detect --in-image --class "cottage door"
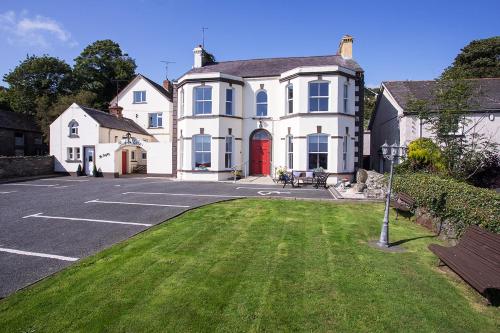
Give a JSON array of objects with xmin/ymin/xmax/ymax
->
[
  {"xmin": 250, "ymin": 130, "xmax": 271, "ymax": 176},
  {"xmin": 83, "ymin": 147, "xmax": 95, "ymax": 176}
]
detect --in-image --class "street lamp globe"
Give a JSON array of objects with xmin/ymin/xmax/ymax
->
[
  {"xmin": 391, "ymin": 142, "xmax": 399, "ymax": 158},
  {"xmin": 381, "ymin": 141, "xmax": 390, "ymax": 157}
]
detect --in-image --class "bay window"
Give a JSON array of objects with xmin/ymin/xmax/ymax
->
[
  {"xmin": 309, "ymin": 81, "xmax": 329, "ymax": 112},
  {"xmin": 194, "ymin": 86, "xmax": 212, "ymax": 115},
  {"xmin": 308, "ymin": 134, "xmax": 328, "ymax": 170},
  {"xmin": 193, "ymin": 135, "xmax": 211, "ymax": 169}
]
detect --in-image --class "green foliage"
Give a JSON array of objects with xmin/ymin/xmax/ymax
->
[
  {"xmin": 406, "ymin": 138, "xmax": 444, "ymax": 172},
  {"xmin": 202, "ymin": 49, "xmax": 216, "ymax": 64},
  {"xmin": 92, "ymin": 163, "xmax": 98, "ymax": 177},
  {"xmin": 0, "ymin": 86, "xmax": 12, "ymax": 111},
  {"xmin": 76, "ymin": 164, "xmax": 83, "ymax": 176},
  {"xmin": 73, "ymin": 40, "xmax": 136, "ymax": 110},
  {"xmin": 443, "ymin": 36, "xmax": 500, "ymax": 78},
  {"xmin": 363, "ymin": 87, "xmax": 379, "ymax": 129},
  {"xmin": 3, "ymin": 55, "xmax": 72, "ymax": 115},
  {"xmin": 393, "ymin": 172, "xmax": 500, "ymax": 235}
]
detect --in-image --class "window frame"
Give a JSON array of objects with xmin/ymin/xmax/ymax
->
[
  {"xmin": 308, "ymin": 81, "xmax": 330, "ymax": 112},
  {"xmin": 286, "ymin": 84, "xmax": 293, "ymax": 114},
  {"xmin": 343, "ymin": 127, "xmax": 349, "ymax": 170},
  {"xmin": 75, "ymin": 147, "xmax": 81, "ymax": 160},
  {"xmin": 224, "ymin": 136, "xmax": 233, "ymax": 169},
  {"xmin": 256, "ymin": 90, "xmax": 268, "ymax": 117},
  {"xmin": 193, "ymin": 86, "xmax": 213, "ymax": 115},
  {"xmin": 343, "ymin": 82, "xmax": 349, "ymax": 113},
  {"xmin": 307, "ymin": 134, "xmax": 329, "ymax": 170},
  {"xmin": 148, "ymin": 112, "xmax": 163, "ymax": 128},
  {"xmin": 179, "ymin": 88, "xmax": 184, "ymax": 118},
  {"xmin": 142, "ymin": 152, "xmax": 147, "ymax": 160},
  {"xmin": 67, "ymin": 147, "xmax": 74, "ymax": 160},
  {"xmin": 133, "ymin": 90, "xmax": 147, "ymax": 103},
  {"xmin": 192, "ymin": 134, "xmax": 211, "ymax": 169},
  {"xmin": 286, "ymin": 135, "xmax": 293, "ymax": 169},
  {"xmin": 68, "ymin": 120, "xmax": 79, "ymax": 137},
  {"xmin": 225, "ymin": 88, "xmax": 234, "ymax": 116}
]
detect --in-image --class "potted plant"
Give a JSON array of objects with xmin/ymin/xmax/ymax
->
[
  {"xmin": 275, "ymin": 166, "xmax": 286, "ymax": 181},
  {"xmin": 76, "ymin": 164, "xmax": 83, "ymax": 176}
]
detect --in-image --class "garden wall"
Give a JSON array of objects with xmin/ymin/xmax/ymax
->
[
  {"xmin": 393, "ymin": 172, "xmax": 500, "ymax": 238},
  {"xmin": 0, "ymin": 155, "xmax": 54, "ymax": 179}
]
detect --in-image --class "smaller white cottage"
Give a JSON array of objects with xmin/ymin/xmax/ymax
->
[{"xmin": 50, "ymin": 74, "xmax": 175, "ymax": 177}]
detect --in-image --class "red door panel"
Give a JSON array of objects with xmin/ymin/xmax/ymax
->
[
  {"xmin": 122, "ymin": 151, "xmax": 127, "ymax": 174},
  {"xmin": 251, "ymin": 139, "xmax": 270, "ymax": 175}
]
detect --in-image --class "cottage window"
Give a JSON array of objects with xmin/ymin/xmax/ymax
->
[
  {"xmin": 308, "ymin": 134, "xmax": 328, "ymax": 169},
  {"xmin": 133, "ymin": 91, "xmax": 146, "ymax": 103},
  {"xmin": 309, "ymin": 81, "xmax": 329, "ymax": 112},
  {"xmin": 14, "ymin": 132, "xmax": 24, "ymax": 146},
  {"xmin": 256, "ymin": 90, "xmax": 268, "ymax": 117},
  {"xmin": 343, "ymin": 127, "xmax": 349, "ymax": 170},
  {"xmin": 193, "ymin": 135, "xmax": 211, "ymax": 169},
  {"xmin": 226, "ymin": 88, "xmax": 233, "ymax": 115},
  {"xmin": 148, "ymin": 112, "xmax": 163, "ymax": 128},
  {"xmin": 67, "ymin": 147, "xmax": 74, "ymax": 160},
  {"xmin": 179, "ymin": 89, "xmax": 184, "ymax": 117},
  {"xmin": 68, "ymin": 120, "xmax": 79, "ymax": 136},
  {"xmin": 225, "ymin": 136, "xmax": 233, "ymax": 169},
  {"xmin": 194, "ymin": 86, "xmax": 212, "ymax": 115},
  {"xmin": 75, "ymin": 147, "xmax": 81, "ymax": 160},
  {"xmin": 286, "ymin": 84, "xmax": 293, "ymax": 114},
  {"xmin": 142, "ymin": 152, "xmax": 147, "ymax": 160}
]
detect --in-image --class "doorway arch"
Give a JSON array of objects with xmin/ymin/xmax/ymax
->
[{"xmin": 249, "ymin": 129, "xmax": 272, "ymax": 175}]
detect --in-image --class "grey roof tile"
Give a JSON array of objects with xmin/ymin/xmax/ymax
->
[
  {"xmin": 0, "ymin": 110, "xmax": 40, "ymax": 132},
  {"xmin": 78, "ymin": 105, "xmax": 151, "ymax": 136}
]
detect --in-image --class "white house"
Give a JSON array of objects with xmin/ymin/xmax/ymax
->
[
  {"xmin": 369, "ymin": 78, "xmax": 500, "ymax": 172},
  {"xmin": 50, "ymin": 74, "xmax": 174, "ymax": 177},
  {"xmin": 175, "ymin": 35, "xmax": 365, "ymax": 183}
]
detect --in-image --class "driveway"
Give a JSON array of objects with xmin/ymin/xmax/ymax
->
[{"xmin": 0, "ymin": 176, "xmax": 333, "ymax": 297}]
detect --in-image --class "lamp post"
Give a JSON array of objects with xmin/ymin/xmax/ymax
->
[{"xmin": 378, "ymin": 141, "xmax": 407, "ymax": 248}]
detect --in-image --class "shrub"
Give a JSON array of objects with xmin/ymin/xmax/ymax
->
[
  {"xmin": 393, "ymin": 172, "xmax": 499, "ymax": 236},
  {"xmin": 406, "ymin": 138, "xmax": 445, "ymax": 172},
  {"xmin": 76, "ymin": 164, "xmax": 82, "ymax": 176}
]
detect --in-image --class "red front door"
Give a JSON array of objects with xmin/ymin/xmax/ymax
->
[
  {"xmin": 251, "ymin": 139, "xmax": 270, "ymax": 175},
  {"xmin": 121, "ymin": 151, "xmax": 127, "ymax": 174}
]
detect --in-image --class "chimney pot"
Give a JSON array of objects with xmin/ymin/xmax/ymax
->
[
  {"xmin": 163, "ymin": 79, "xmax": 172, "ymax": 93},
  {"xmin": 193, "ymin": 45, "xmax": 204, "ymax": 68},
  {"xmin": 109, "ymin": 102, "xmax": 123, "ymax": 118}
]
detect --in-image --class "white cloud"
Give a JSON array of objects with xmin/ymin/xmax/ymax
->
[{"xmin": 0, "ymin": 10, "xmax": 77, "ymax": 48}]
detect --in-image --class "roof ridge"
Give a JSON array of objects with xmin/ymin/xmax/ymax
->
[{"xmin": 207, "ymin": 54, "xmax": 342, "ymax": 65}]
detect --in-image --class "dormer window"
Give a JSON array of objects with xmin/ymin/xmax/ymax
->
[
  {"xmin": 256, "ymin": 90, "xmax": 268, "ymax": 117},
  {"xmin": 133, "ymin": 91, "xmax": 146, "ymax": 103},
  {"xmin": 68, "ymin": 120, "xmax": 79, "ymax": 137},
  {"xmin": 309, "ymin": 81, "xmax": 329, "ymax": 112}
]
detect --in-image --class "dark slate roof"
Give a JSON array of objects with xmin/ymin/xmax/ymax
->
[
  {"xmin": 78, "ymin": 105, "xmax": 150, "ymax": 136},
  {"xmin": 383, "ymin": 78, "xmax": 500, "ymax": 111},
  {"xmin": 0, "ymin": 109, "xmax": 40, "ymax": 132},
  {"xmin": 138, "ymin": 74, "xmax": 172, "ymax": 101},
  {"xmin": 183, "ymin": 55, "xmax": 363, "ymax": 78}
]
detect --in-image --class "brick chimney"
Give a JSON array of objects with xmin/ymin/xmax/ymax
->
[
  {"xmin": 163, "ymin": 79, "xmax": 173, "ymax": 94},
  {"xmin": 193, "ymin": 44, "xmax": 203, "ymax": 68},
  {"xmin": 338, "ymin": 35, "xmax": 353, "ymax": 59},
  {"xmin": 109, "ymin": 102, "xmax": 123, "ymax": 118}
]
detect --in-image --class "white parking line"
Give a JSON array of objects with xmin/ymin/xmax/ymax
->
[
  {"xmin": 22, "ymin": 212, "xmax": 152, "ymax": 227},
  {"xmin": 85, "ymin": 199, "xmax": 189, "ymax": 208},
  {"xmin": 3, "ymin": 183, "xmax": 59, "ymax": 187},
  {"xmin": 0, "ymin": 247, "xmax": 78, "ymax": 262},
  {"xmin": 38, "ymin": 179, "xmax": 89, "ymax": 182},
  {"xmin": 236, "ymin": 186, "xmax": 318, "ymax": 191},
  {"xmin": 0, "ymin": 191, "xmax": 17, "ymax": 194},
  {"xmin": 123, "ymin": 191, "xmax": 244, "ymax": 198}
]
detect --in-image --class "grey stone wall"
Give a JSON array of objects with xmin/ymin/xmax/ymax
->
[{"xmin": 0, "ymin": 155, "xmax": 54, "ymax": 179}]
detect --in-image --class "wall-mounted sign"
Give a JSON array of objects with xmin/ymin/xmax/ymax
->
[{"xmin": 99, "ymin": 153, "xmax": 110, "ymax": 159}]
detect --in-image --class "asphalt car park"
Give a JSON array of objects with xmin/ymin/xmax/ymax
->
[{"xmin": 0, "ymin": 176, "xmax": 334, "ymax": 297}]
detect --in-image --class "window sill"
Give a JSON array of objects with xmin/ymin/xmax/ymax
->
[
  {"xmin": 65, "ymin": 159, "xmax": 82, "ymax": 163},
  {"xmin": 68, "ymin": 135, "xmax": 79, "ymax": 138},
  {"xmin": 133, "ymin": 102, "xmax": 147, "ymax": 104},
  {"xmin": 147, "ymin": 127, "xmax": 164, "ymax": 129},
  {"xmin": 252, "ymin": 116, "xmax": 271, "ymax": 120}
]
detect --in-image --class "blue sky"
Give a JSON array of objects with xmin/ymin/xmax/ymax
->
[{"xmin": 0, "ymin": 0, "xmax": 499, "ymax": 88}]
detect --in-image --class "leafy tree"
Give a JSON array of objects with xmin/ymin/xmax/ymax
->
[
  {"xmin": 443, "ymin": 36, "xmax": 500, "ymax": 78},
  {"xmin": 36, "ymin": 90, "xmax": 97, "ymax": 142},
  {"xmin": 73, "ymin": 40, "xmax": 136, "ymax": 110},
  {"xmin": 3, "ymin": 55, "xmax": 72, "ymax": 115},
  {"xmin": 364, "ymin": 87, "xmax": 379, "ymax": 129},
  {"xmin": 0, "ymin": 86, "xmax": 12, "ymax": 111},
  {"xmin": 407, "ymin": 72, "xmax": 499, "ymax": 186}
]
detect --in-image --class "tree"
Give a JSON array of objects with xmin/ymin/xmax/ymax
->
[
  {"xmin": 442, "ymin": 36, "xmax": 500, "ymax": 78},
  {"xmin": 364, "ymin": 87, "xmax": 379, "ymax": 129},
  {"xmin": 36, "ymin": 90, "xmax": 97, "ymax": 142},
  {"xmin": 73, "ymin": 40, "xmax": 136, "ymax": 110},
  {"xmin": 0, "ymin": 86, "xmax": 12, "ymax": 111},
  {"xmin": 407, "ymin": 72, "xmax": 499, "ymax": 185},
  {"xmin": 3, "ymin": 55, "xmax": 72, "ymax": 115}
]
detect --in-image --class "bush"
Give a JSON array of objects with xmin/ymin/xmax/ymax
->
[
  {"xmin": 406, "ymin": 138, "xmax": 445, "ymax": 172},
  {"xmin": 393, "ymin": 172, "xmax": 500, "ymax": 236}
]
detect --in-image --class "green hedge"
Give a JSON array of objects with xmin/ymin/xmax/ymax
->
[{"xmin": 393, "ymin": 172, "xmax": 500, "ymax": 236}]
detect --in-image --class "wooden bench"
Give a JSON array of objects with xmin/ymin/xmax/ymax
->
[
  {"xmin": 391, "ymin": 192, "xmax": 415, "ymax": 219},
  {"xmin": 428, "ymin": 225, "xmax": 500, "ymax": 303}
]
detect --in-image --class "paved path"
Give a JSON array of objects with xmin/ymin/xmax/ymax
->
[{"xmin": 0, "ymin": 176, "xmax": 333, "ymax": 297}]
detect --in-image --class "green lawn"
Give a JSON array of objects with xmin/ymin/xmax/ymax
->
[{"xmin": 1, "ymin": 199, "xmax": 498, "ymax": 332}]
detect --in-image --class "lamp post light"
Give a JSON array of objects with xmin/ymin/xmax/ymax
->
[{"xmin": 378, "ymin": 141, "xmax": 407, "ymax": 248}]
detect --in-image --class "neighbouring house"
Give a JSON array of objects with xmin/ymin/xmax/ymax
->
[
  {"xmin": 49, "ymin": 74, "xmax": 174, "ymax": 177},
  {"xmin": 0, "ymin": 109, "xmax": 47, "ymax": 156},
  {"xmin": 175, "ymin": 35, "xmax": 365, "ymax": 182},
  {"xmin": 369, "ymin": 78, "xmax": 500, "ymax": 173}
]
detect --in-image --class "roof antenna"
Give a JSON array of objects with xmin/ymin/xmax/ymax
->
[
  {"xmin": 160, "ymin": 61, "xmax": 175, "ymax": 80},
  {"xmin": 111, "ymin": 79, "xmax": 128, "ymax": 105},
  {"xmin": 201, "ymin": 27, "xmax": 208, "ymax": 48}
]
